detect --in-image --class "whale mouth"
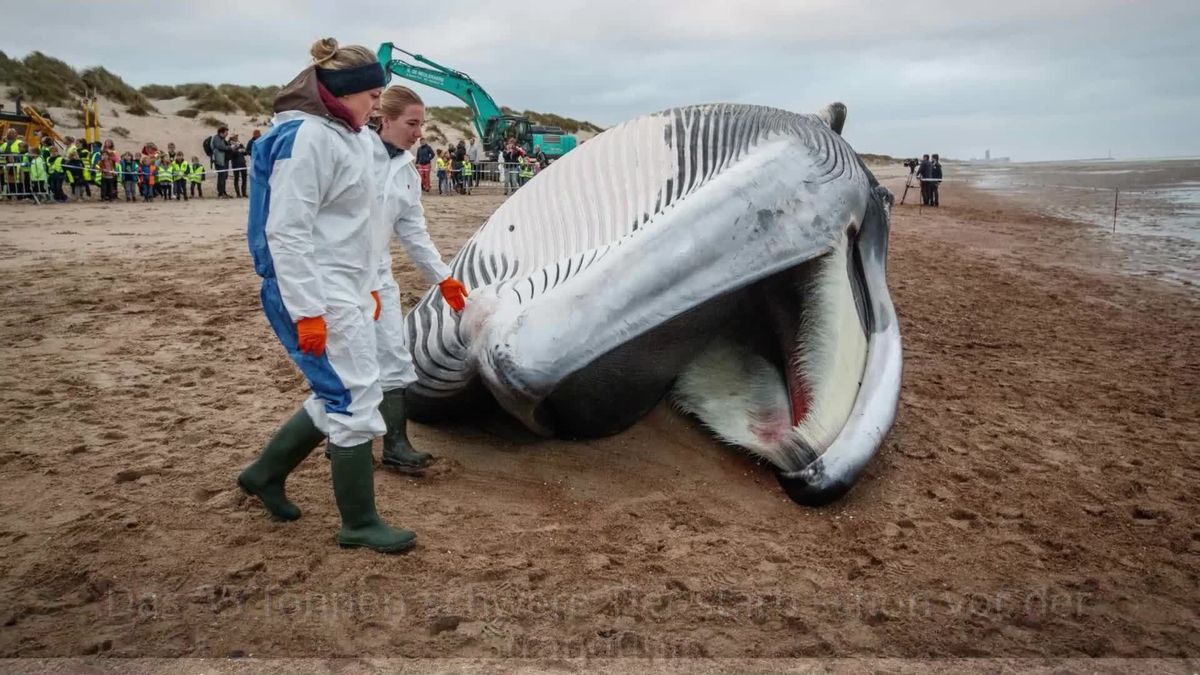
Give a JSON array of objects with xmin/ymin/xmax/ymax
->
[{"xmin": 671, "ymin": 233, "xmax": 870, "ymax": 476}]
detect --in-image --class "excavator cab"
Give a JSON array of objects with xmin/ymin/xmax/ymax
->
[
  {"xmin": 0, "ymin": 97, "xmax": 65, "ymax": 151},
  {"xmin": 483, "ymin": 115, "xmax": 532, "ymax": 157}
]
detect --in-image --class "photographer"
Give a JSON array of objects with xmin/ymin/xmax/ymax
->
[
  {"xmin": 228, "ymin": 133, "xmax": 248, "ymax": 198},
  {"xmin": 210, "ymin": 126, "xmax": 233, "ymax": 199},
  {"xmin": 929, "ymin": 153, "xmax": 942, "ymax": 207},
  {"xmin": 917, "ymin": 154, "xmax": 931, "ymax": 206}
]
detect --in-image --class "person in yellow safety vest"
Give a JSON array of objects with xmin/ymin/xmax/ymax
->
[
  {"xmin": 83, "ymin": 146, "xmax": 102, "ymax": 191},
  {"xmin": 88, "ymin": 145, "xmax": 103, "ymax": 189},
  {"xmin": 47, "ymin": 146, "xmax": 67, "ymax": 202},
  {"xmin": 15, "ymin": 138, "xmax": 33, "ymax": 196},
  {"xmin": 77, "ymin": 151, "xmax": 94, "ymax": 199},
  {"xmin": 517, "ymin": 155, "xmax": 534, "ymax": 187},
  {"xmin": 64, "ymin": 150, "xmax": 80, "ymax": 198},
  {"xmin": 187, "ymin": 155, "xmax": 206, "ymax": 198},
  {"xmin": 28, "ymin": 150, "xmax": 49, "ymax": 199},
  {"xmin": 435, "ymin": 150, "xmax": 448, "ymax": 195},
  {"xmin": 172, "ymin": 156, "xmax": 190, "ymax": 201},
  {"xmin": 153, "ymin": 158, "xmax": 170, "ymax": 200},
  {"xmin": 461, "ymin": 158, "xmax": 473, "ymax": 195}
]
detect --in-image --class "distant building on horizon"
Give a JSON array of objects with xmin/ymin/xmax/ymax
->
[{"xmin": 969, "ymin": 148, "xmax": 1011, "ymax": 163}]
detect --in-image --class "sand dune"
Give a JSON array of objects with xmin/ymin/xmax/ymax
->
[{"xmin": 4, "ymin": 84, "xmax": 597, "ymax": 164}]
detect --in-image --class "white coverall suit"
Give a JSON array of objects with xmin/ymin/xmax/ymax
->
[
  {"xmin": 248, "ymin": 110, "xmax": 388, "ymax": 447},
  {"xmin": 366, "ymin": 133, "xmax": 452, "ymax": 391}
]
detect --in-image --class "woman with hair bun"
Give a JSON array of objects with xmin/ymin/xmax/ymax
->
[{"xmin": 239, "ymin": 37, "xmax": 415, "ymax": 554}]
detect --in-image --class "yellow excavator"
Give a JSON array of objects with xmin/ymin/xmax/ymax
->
[{"xmin": 0, "ymin": 93, "xmax": 99, "ymax": 150}]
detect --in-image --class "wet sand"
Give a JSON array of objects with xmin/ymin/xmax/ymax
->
[{"xmin": 0, "ymin": 173, "xmax": 1197, "ymax": 665}]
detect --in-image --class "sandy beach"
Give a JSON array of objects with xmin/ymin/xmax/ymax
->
[{"xmin": 0, "ymin": 167, "xmax": 1197, "ymax": 663}]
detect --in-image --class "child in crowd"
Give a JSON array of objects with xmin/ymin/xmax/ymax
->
[
  {"xmin": 435, "ymin": 149, "xmax": 448, "ymax": 195},
  {"xmin": 47, "ymin": 145, "xmax": 68, "ymax": 202},
  {"xmin": 138, "ymin": 156, "xmax": 156, "ymax": 202},
  {"xmin": 155, "ymin": 157, "xmax": 172, "ymax": 200},
  {"xmin": 66, "ymin": 150, "xmax": 88, "ymax": 199},
  {"xmin": 188, "ymin": 156, "xmax": 205, "ymax": 198},
  {"xmin": 120, "ymin": 152, "xmax": 139, "ymax": 202},
  {"xmin": 173, "ymin": 155, "xmax": 189, "ymax": 201}
]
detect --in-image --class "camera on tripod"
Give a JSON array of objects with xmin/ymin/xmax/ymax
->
[{"xmin": 903, "ymin": 158, "xmax": 919, "ymax": 172}]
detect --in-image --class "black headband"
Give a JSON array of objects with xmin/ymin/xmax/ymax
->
[{"xmin": 316, "ymin": 61, "xmax": 386, "ymax": 97}]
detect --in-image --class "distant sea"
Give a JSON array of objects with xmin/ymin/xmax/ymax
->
[{"xmin": 953, "ymin": 158, "xmax": 1200, "ymax": 287}]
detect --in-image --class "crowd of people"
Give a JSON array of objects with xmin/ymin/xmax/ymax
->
[
  {"xmin": 0, "ymin": 125, "xmax": 262, "ymax": 203},
  {"xmin": 412, "ymin": 135, "xmax": 549, "ymax": 196},
  {"xmin": 3, "ymin": 116, "xmax": 558, "ymax": 205},
  {"xmin": 917, "ymin": 153, "xmax": 943, "ymax": 207}
]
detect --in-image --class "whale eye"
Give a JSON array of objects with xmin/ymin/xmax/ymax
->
[{"xmin": 508, "ymin": 224, "xmax": 515, "ymax": 232}]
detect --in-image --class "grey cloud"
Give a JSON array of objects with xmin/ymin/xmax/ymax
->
[{"xmin": 3, "ymin": 0, "xmax": 1198, "ymax": 160}]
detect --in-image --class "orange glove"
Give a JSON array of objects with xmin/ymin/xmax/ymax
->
[
  {"xmin": 296, "ymin": 316, "xmax": 327, "ymax": 356},
  {"xmin": 438, "ymin": 277, "xmax": 468, "ymax": 312},
  {"xmin": 371, "ymin": 290, "xmax": 381, "ymax": 321}
]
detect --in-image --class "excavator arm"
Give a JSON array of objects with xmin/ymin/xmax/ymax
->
[{"xmin": 377, "ymin": 43, "xmax": 504, "ymax": 142}]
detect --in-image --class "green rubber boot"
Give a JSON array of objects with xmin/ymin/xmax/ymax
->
[
  {"xmin": 379, "ymin": 388, "xmax": 433, "ymax": 474},
  {"xmin": 237, "ymin": 407, "xmax": 325, "ymax": 521},
  {"xmin": 329, "ymin": 441, "xmax": 416, "ymax": 553}
]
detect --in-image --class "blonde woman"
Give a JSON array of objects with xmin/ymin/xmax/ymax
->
[
  {"xmin": 368, "ymin": 85, "xmax": 468, "ymax": 473},
  {"xmin": 238, "ymin": 37, "xmax": 413, "ymax": 554}
]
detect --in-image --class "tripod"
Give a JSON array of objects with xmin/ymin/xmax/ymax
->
[{"xmin": 900, "ymin": 165, "xmax": 919, "ymax": 205}]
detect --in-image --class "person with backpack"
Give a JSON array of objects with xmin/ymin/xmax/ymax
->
[{"xmin": 207, "ymin": 127, "xmax": 233, "ymax": 198}]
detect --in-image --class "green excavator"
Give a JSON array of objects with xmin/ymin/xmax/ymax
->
[{"xmin": 377, "ymin": 43, "xmax": 577, "ymax": 160}]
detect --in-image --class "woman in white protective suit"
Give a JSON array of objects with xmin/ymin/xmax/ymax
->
[
  {"xmin": 368, "ymin": 85, "xmax": 469, "ymax": 474},
  {"xmin": 237, "ymin": 37, "xmax": 414, "ymax": 554}
]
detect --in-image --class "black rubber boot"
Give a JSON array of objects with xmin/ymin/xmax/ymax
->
[
  {"xmin": 379, "ymin": 388, "xmax": 433, "ymax": 474},
  {"xmin": 237, "ymin": 407, "xmax": 325, "ymax": 521},
  {"xmin": 329, "ymin": 441, "xmax": 416, "ymax": 553}
]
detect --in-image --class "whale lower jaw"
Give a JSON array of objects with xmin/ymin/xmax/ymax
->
[{"xmin": 672, "ymin": 236, "xmax": 868, "ymax": 475}]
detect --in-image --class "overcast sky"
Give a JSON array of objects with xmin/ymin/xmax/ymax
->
[{"xmin": 4, "ymin": 0, "xmax": 1199, "ymax": 161}]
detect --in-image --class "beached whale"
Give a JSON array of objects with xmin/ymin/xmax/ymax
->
[{"xmin": 403, "ymin": 102, "xmax": 901, "ymax": 505}]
